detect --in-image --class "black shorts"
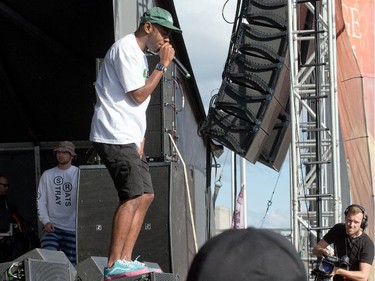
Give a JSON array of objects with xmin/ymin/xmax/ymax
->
[{"xmin": 92, "ymin": 142, "xmax": 153, "ymax": 201}]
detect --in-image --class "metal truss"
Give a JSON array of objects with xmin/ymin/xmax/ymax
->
[{"xmin": 287, "ymin": 0, "xmax": 341, "ymax": 277}]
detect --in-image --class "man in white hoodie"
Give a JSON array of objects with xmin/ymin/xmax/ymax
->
[{"xmin": 37, "ymin": 141, "xmax": 79, "ymax": 265}]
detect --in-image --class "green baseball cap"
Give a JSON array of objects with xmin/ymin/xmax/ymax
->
[{"xmin": 141, "ymin": 7, "xmax": 182, "ymax": 34}]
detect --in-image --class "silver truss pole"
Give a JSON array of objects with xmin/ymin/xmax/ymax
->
[{"xmin": 287, "ymin": 0, "xmax": 341, "ymax": 278}]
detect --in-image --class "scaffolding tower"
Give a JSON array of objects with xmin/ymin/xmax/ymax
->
[{"xmin": 287, "ymin": 0, "xmax": 342, "ymax": 277}]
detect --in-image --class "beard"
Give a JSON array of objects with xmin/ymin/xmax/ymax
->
[{"xmin": 57, "ymin": 157, "xmax": 71, "ymax": 165}]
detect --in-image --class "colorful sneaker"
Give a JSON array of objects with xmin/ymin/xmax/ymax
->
[
  {"xmin": 133, "ymin": 259, "xmax": 163, "ymax": 273},
  {"xmin": 103, "ymin": 260, "xmax": 150, "ymax": 280}
]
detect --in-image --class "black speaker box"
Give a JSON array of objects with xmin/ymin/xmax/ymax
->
[
  {"xmin": 76, "ymin": 165, "xmax": 118, "ymax": 263},
  {"xmin": 256, "ymin": 58, "xmax": 290, "ymax": 171},
  {"xmin": 0, "ymin": 261, "xmax": 13, "ymax": 276},
  {"xmin": 6, "ymin": 248, "xmax": 75, "ymax": 281},
  {"xmin": 75, "ymin": 256, "xmax": 107, "ymax": 281},
  {"xmin": 121, "ymin": 272, "xmax": 180, "ymax": 281},
  {"xmin": 75, "ymin": 256, "xmax": 178, "ymax": 281},
  {"xmin": 145, "ymin": 55, "xmax": 177, "ymax": 162},
  {"xmin": 24, "ymin": 258, "xmax": 71, "ymax": 281},
  {"xmin": 77, "ymin": 162, "xmax": 192, "ymax": 279}
]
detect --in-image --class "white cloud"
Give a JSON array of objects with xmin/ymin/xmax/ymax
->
[
  {"xmin": 248, "ymin": 209, "xmax": 291, "ymax": 229},
  {"xmin": 175, "ymin": 0, "xmax": 237, "ymax": 107}
]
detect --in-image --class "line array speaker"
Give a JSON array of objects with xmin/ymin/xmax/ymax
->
[
  {"xmin": 200, "ymin": 0, "xmax": 290, "ymax": 169},
  {"xmin": 257, "ymin": 66, "xmax": 291, "ymax": 171}
]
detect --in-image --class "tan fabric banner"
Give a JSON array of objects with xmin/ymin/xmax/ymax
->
[{"xmin": 336, "ymin": 0, "xmax": 374, "ymax": 240}]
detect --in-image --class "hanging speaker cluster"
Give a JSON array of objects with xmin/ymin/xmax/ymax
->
[{"xmin": 200, "ymin": 0, "xmax": 290, "ymax": 170}]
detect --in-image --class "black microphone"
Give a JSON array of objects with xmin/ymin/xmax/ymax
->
[
  {"xmin": 173, "ymin": 57, "xmax": 191, "ymax": 79},
  {"xmin": 147, "ymin": 51, "xmax": 191, "ymax": 79}
]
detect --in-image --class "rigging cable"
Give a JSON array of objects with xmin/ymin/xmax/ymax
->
[{"xmin": 260, "ymin": 163, "xmax": 285, "ymax": 228}]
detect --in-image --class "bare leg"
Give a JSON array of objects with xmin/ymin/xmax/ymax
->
[
  {"xmin": 121, "ymin": 193, "xmax": 154, "ymax": 260},
  {"xmin": 107, "ymin": 196, "xmax": 141, "ymax": 267},
  {"xmin": 107, "ymin": 193, "xmax": 154, "ymax": 267}
]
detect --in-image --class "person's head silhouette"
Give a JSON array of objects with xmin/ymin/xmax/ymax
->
[{"xmin": 187, "ymin": 228, "xmax": 306, "ymax": 281}]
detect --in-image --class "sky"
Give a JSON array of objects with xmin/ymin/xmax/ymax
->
[{"xmin": 173, "ymin": 0, "xmax": 291, "ymax": 229}]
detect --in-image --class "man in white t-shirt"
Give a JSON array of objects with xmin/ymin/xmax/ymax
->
[
  {"xmin": 89, "ymin": 6, "xmax": 182, "ymax": 281},
  {"xmin": 37, "ymin": 141, "xmax": 79, "ymax": 265}
]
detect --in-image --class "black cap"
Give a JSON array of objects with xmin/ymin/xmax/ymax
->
[{"xmin": 187, "ymin": 228, "xmax": 307, "ymax": 281}]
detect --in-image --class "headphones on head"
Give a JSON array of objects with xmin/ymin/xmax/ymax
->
[{"xmin": 344, "ymin": 204, "xmax": 368, "ymax": 230}]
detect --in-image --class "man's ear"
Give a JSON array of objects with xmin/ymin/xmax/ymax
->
[{"xmin": 144, "ymin": 22, "xmax": 152, "ymax": 34}]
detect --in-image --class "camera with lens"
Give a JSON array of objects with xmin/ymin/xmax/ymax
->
[{"xmin": 313, "ymin": 253, "xmax": 349, "ymax": 277}]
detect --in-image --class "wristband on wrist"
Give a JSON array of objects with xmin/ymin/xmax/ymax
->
[{"xmin": 155, "ymin": 63, "xmax": 167, "ymax": 73}]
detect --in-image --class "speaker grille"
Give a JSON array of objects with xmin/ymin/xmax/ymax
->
[
  {"xmin": 75, "ymin": 256, "xmax": 107, "ymax": 281},
  {"xmin": 133, "ymin": 165, "xmax": 171, "ymax": 272},
  {"xmin": 76, "ymin": 166, "xmax": 118, "ymax": 263},
  {"xmin": 25, "ymin": 258, "xmax": 71, "ymax": 281},
  {"xmin": 77, "ymin": 163, "xmax": 191, "ymax": 279}
]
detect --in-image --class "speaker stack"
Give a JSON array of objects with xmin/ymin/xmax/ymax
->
[
  {"xmin": 144, "ymin": 55, "xmax": 177, "ymax": 163},
  {"xmin": 76, "ymin": 163, "xmax": 190, "ymax": 280}
]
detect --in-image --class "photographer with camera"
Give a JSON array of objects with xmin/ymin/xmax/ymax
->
[{"xmin": 312, "ymin": 204, "xmax": 374, "ymax": 281}]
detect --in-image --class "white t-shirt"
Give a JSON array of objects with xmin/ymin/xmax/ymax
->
[
  {"xmin": 89, "ymin": 33, "xmax": 150, "ymax": 148},
  {"xmin": 37, "ymin": 165, "xmax": 79, "ymax": 232}
]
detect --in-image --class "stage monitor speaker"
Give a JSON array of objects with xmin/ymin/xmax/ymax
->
[
  {"xmin": 13, "ymin": 248, "xmax": 76, "ymax": 280},
  {"xmin": 0, "ymin": 261, "xmax": 13, "ymax": 276},
  {"xmin": 24, "ymin": 258, "xmax": 71, "ymax": 281},
  {"xmin": 145, "ymin": 55, "xmax": 177, "ymax": 162},
  {"xmin": 120, "ymin": 272, "xmax": 180, "ymax": 281},
  {"xmin": 77, "ymin": 163, "xmax": 192, "ymax": 280},
  {"xmin": 75, "ymin": 256, "xmax": 107, "ymax": 281},
  {"xmin": 75, "ymin": 256, "xmax": 177, "ymax": 281}
]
